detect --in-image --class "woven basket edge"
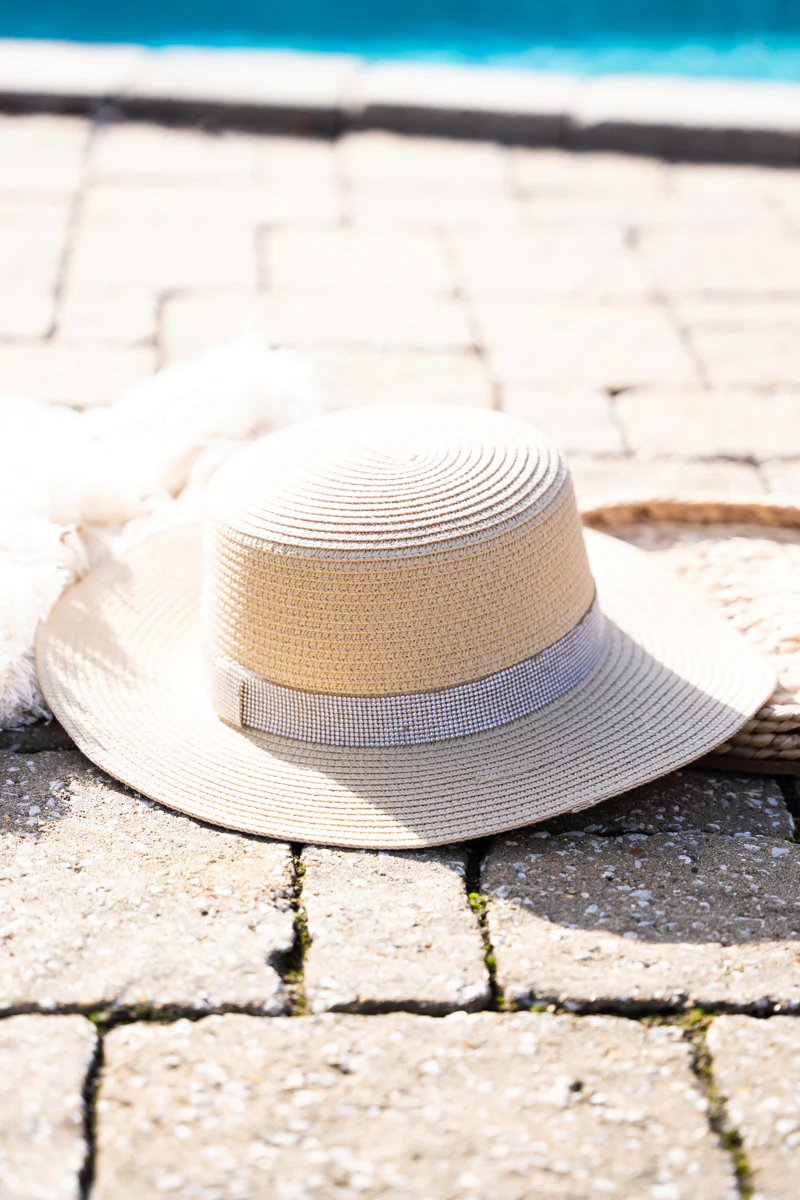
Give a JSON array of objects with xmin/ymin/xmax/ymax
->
[{"xmin": 581, "ymin": 494, "xmax": 800, "ymax": 530}]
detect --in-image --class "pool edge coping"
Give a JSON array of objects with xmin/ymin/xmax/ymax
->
[{"xmin": 2, "ymin": 39, "xmax": 800, "ymax": 162}]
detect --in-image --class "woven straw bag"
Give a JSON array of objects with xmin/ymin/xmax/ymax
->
[{"xmin": 584, "ymin": 499, "xmax": 800, "ymax": 775}]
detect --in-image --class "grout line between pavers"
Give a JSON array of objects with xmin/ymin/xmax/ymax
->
[
  {"xmin": 78, "ymin": 1027, "xmax": 103, "ymax": 1200},
  {"xmin": 4, "ymin": 997, "xmax": 800, "ymax": 1025},
  {"xmin": 676, "ymin": 1010, "xmax": 755, "ymax": 1199},
  {"xmin": 437, "ymin": 226, "xmax": 500, "ymax": 412},
  {"xmin": 46, "ymin": 112, "xmax": 96, "ymax": 342}
]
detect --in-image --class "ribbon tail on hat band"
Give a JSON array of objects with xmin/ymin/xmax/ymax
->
[{"xmin": 208, "ymin": 596, "xmax": 606, "ymax": 748}]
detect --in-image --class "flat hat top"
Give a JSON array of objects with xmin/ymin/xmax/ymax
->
[{"xmin": 206, "ymin": 405, "xmax": 568, "ymax": 556}]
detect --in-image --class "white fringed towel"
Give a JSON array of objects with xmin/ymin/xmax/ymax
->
[{"xmin": 0, "ymin": 338, "xmax": 317, "ymax": 729}]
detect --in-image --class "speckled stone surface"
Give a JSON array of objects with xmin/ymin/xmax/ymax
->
[
  {"xmin": 0, "ymin": 1014, "xmax": 96, "ymax": 1200},
  {"xmin": 541, "ymin": 769, "xmax": 793, "ymax": 838},
  {"xmin": 302, "ymin": 846, "xmax": 489, "ymax": 1014},
  {"xmin": 95, "ymin": 1011, "xmax": 735, "ymax": 1199},
  {"xmin": 0, "ymin": 752, "xmax": 295, "ymax": 1013},
  {"xmin": 708, "ymin": 1015, "xmax": 800, "ymax": 1200},
  {"xmin": 483, "ymin": 830, "xmax": 800, "ymax": 1010}
]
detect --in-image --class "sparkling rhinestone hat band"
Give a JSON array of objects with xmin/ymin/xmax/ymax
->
[{"xmin": 209, "ymin": 595, "xmax": 606, "ymax": 748}]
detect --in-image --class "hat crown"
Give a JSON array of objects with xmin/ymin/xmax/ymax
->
[
  {"xmin": 207, "ymin": 405, "xmax": 564, "ymax": 555},
  {"xmin": 204, "ymin": 406, "xmax": 594, "ymax": 697}
]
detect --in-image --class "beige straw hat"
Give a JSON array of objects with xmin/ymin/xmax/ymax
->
[
  {"xmin": 36, "ymin": 406, "xmax": 775, "ymax": 848},
  {"xmin": 584, "ymin": 498, "xmax": 800, "ymax": 775}
]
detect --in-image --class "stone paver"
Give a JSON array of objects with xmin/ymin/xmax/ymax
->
[
  {"xmin": 691, "ymin": 328, "xmax": 800, "ymax": 389},
  {"xmin": 631, "ymin": 196, "xmax": 781, "ymax": 230},
  {"xmin": 483, "ymin": 830, "xmax": 800, "ymax": 1010},
  {"xmin": 302, "ymin": 847, "xmax": 489, "ymax": 1014},
  {"xmin": 763, "ymin": 458, "xmax": 800, "ymax": 493},
  {"xmin": 568, "ymin": 455, "xmax": 765, "ymax": 510},
  {"xmin": 517, "ymin": 192, "xmax": 773, "ymax": 233},
  {"xmin": 254, "ymin": 134, "xmax": 342, "ymax": 224},
  {"xmin": 0, "ymin": 196, "xmax": 72, "ymax": 338},
  {"xmin": 0, "ymin": 289, "xmax": 55, "ymax": 341},
  {"xmin": 350, "ymin": 184, "xmax": 519, "ymax": 228},
  {"xmin": 0, "ymin": 342, "xmax": 155, "ymax": 407},
  {"xmin": 308, "ymin": 347, "xmax": 493, "ymax": 409},
  {"xmin": 501, "ymin": 384, "xmax": 624, "ymax": 454},
  {"xmin": 640, "ymin": 228, "xmax": 800, "ymax": 297},
  {"xmin": 0, "ymin": 752, "xmax": 295, "ymax": 1012},
  {"xmin": 256, "ymin": 179, "xmax": 342, "ymax": 225},
  {"xmin": 452, "ymin": 228, "xmax": 650, "ymax": 300},
  {"xmin": 90, "ymin": 121, "xmax": 256, "ymax": 183},
  {"xmin": 708, "ymin": 1015, "xmax": 800, "ymax": 1199},
  {"xmin": 510, "ymin": 147, "xmax": 667, "ymax": 194},
  {"xmin": 255, "ymin": 134, "xmax": 337, "ymax": 188},
  {"xmin": 0, "ymin": 114, "xmax": 88, "ymax": 195},
  {"xmin": 95, "ymin": 1011, "xmax": 734, "ymax": 1198},
  {"xmin": 475, "ymin": 301, "xmax": 699, "ymax": 388},
  {"xmin": 338, "ymin": 131, "xmax": 508, "ymax": 189},
  {"xmin": 68, "ymin": 186, "xmax": 258, "ymax": 293},
  {"xmin": 541, "ymin": 769, "xmax": 792, "ymax": 838},
  {"xmin": 265, "ymin": 228, "xmax": 455, "ymax": 294},
  {"xmin": 616, "ymin": 388, "xmax": 800, "ymax": 459},
  {"xmin": 0, "ymin": 1014, "xmax": 96, "ymax": 1200},
  {"xmin": 673, "ymin": 296, "xmax": 800, "ymax": 388},
  {"xmin": 668, "ymin": 161, "xmax": 795, "ymax": 200},
  {"xmin": 162, "ymin": 287, "xmax": 473, "ymax": 361},
  {"xmin": 57, "ymin": 283, "xmax": 158, "ymax": 344}
]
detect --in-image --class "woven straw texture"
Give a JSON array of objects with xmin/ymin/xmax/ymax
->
[
  {"xmin": 584, "ymin": 499, "xmax": 800, "ymax": 772},
  {"xmin": 204, "ymin": 408, "xmax": 592, "ymax": 695},
  {"xmin": 36, "ymin": 408, "xmax": 775, "ymax": 848}
]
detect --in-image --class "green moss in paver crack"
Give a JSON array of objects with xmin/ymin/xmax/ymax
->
[
  {"xmin": 677, "ymin": 1012, "xmax": 755, "ymax": 1200},
  {"xmin": 463, "ymin": 837, "xmax": 503, "ymax": 1009},
  {"xmin": 281, "ymin": 847, "xmax": 311, "ymax": 1016}
]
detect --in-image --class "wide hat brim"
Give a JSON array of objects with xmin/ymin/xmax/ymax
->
[{"xmin": 36, "ymin": 523, "xmax": 774, "ymax": 849}]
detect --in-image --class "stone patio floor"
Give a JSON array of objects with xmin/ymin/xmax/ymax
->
[{"xmin": 3, "ymin": 113, "xmax": 800, "ymax": 1198}]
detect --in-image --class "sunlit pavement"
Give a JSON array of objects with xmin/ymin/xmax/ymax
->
[{"xmin": 2, "ymin": 115, "xmax": 800, "ymax": 1197}]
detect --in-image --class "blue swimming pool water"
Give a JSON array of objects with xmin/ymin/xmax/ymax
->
[{"xmin": 5, "ymin": 0, "xmax": 800, "ymax": 81}]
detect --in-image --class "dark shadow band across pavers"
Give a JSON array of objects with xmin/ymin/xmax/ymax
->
[
  {"xmin": 3, "ymin": 41, "xmax": 800, "ymax": 164},
  {"xmin": 540, "ymin": 769, "xmax": 793, "ymax": 838},
  {"xmin": 483, "ymin": 829, "xmax": 800, "ymax": 1012}
]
